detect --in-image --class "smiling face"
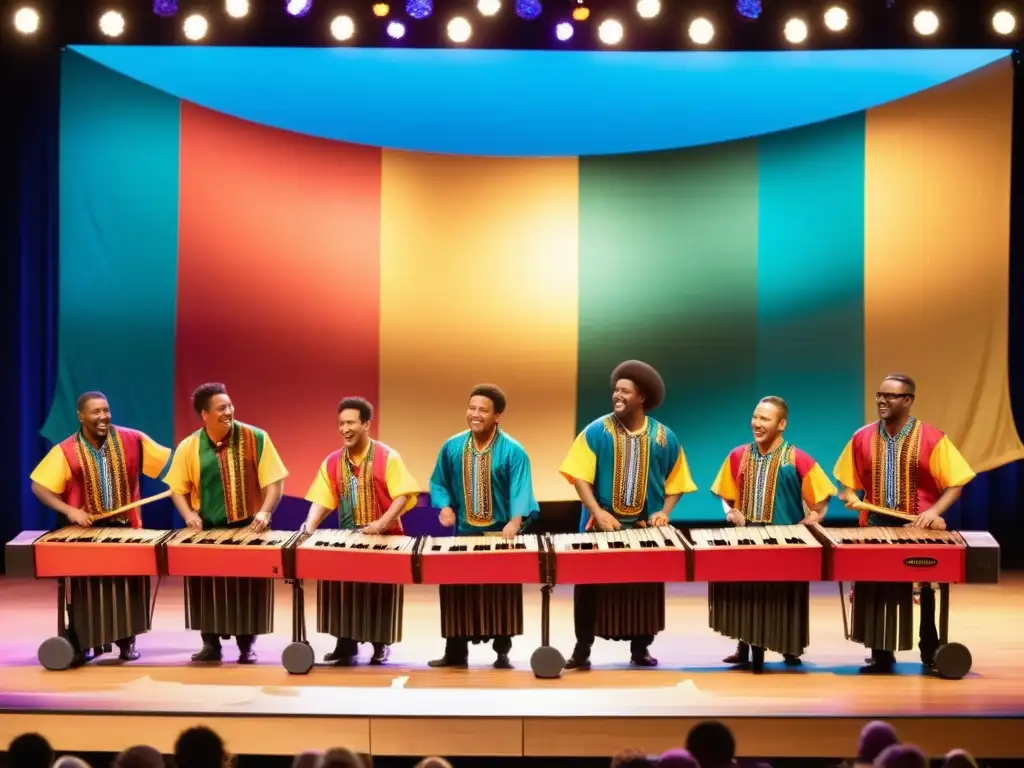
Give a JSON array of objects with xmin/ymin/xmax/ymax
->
[
  {"xmin": 751, "ymin": 400, "xmax": 786, "ymax": 449},
  {"xmin": 338, "ymin": 408, "xmax": 370, "ymax": 450},
  {"xmin": 466, "ymin": 394, "xmax": 500, "ymax": 436},
  {"xmin": 201, "ymin": 393, "xmax": 235, "ymax": 436},
  {"xmin": 612, "ymin": 378, "xmax": 645, "ymax": 419},
  {"xmin": 876, "ymin": 377, "xmax": 914, "ymax": 424},
  {"xmin": 78, "ymin": 397, "xmax": 111, "ymax": 442}
]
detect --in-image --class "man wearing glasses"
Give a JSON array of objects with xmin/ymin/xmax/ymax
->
[{"xmin": 833, "ymin": 373, "xmax": 975, "ymax": 674}]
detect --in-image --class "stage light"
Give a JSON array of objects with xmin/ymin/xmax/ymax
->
[
  {"xmin": 153, "ymin": 0, "xmax": 178, "ymax": 17},
  {"xmin": 912, "ymin": 9, "xmax": 938, "ymax": 35},
  {"xmin": 823, "ymin": 5, "xmax": 848, "ymax": 31},
  {"xmin": 225, "ymin": 0, "xmax": 249, "ymax": 19},
  {"xmin": 688, "ymin": 17, "xmax": 714, "ymax": 45},
  {"xmin": 736, "ymin": 0, "xmax": 761, "ymax": 20},
  {"xmin": 992, "ymin": 10, "xmax": 1017, "ymax": 35},
  {"xmin": 99, "ymin": 10, "xmax": 125, "ymax": 37},
  {"xmin": 636, "ymin": 0, "xmax": 660, "ymax": 19},
  {"xmin": 13, "ymin": 6, "xmax": 40, "ymax": 34},
  {"xmin": 372, "ymin": 3, "xmax": 390, "ymax": 17},
  {"xmin": 406, "ymin": 0, "xmax": 432, "ymax": 20},
  {"xmin": 597, "ymin": 18, "xmax": 623, "ymax": 45},
  {"xmin": 555, "ymin": 21, "xmax": 573, "ymax": 40},
  {"xmin": 572, "ymin": 5, "xmax": 590, "ymax": 21},
  {"xmin": 387, "ymin": 20, "xmax": 405, "ymax": 38},
  {"xmin": 784, "ymin": 17, "xmax": 807, "ymax": 43},
  {"xmin": 183, "ymin": 12, "xmax": 208, "ymax": 40},
  {"xmin": 478, "ymin": 0, "xmax": 501, "ymax": 15},
  {"xmin": 330, "ymin": 14, "xmax": 355, "ymax": 40},
  {"xmin": 285, "ymin": 0, "xmax": 312, "ymax": 17},
  {"xmin": 515, "ymin": 0, "xmax": 541, "ymax": 20},
  {"xmin": 447, "ymin": 16, "xmax": 471, "ymax": 42}
]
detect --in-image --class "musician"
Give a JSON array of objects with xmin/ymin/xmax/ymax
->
[
  {"xmin": 560, "ymin": 360, "xmax": 697, "ymax": 669},
  {"xmin": 427, "ymin": 384, "xmax": 539, "ymax": 669},
  {"xmin": 29, "ymin": 391, "xmax": 172, "ymax": 664},
  {"xmin": 165, "ymin": 383, "xmax": 288, "ymax": 664},
  {"xmin": 710, "ymin": 396, "xmax": 836, "ymax": 671},
  {"xmin": 302, "ymin": 396, "xmax": 421, "ymax": 666},
  {"xmin": 833, "ymin": 373, "xmax": 975, "ymax": 674}
]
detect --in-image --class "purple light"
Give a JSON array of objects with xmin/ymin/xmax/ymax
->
[
  {"xmin": 387, "ymin": 20, "xmax": 406, "ymax": 38},
  {"xmin": 515, "ymin": 0, "xmax": 542, "ymax": 21},
  {"xmin": 285, "ymin": 0, "xmax": 313, "ymax": 17},
  {"xmin": 152, "ymin": 0, "xmax": 178, "ymax": 17},
  {"xmin": 406, "ymin": 0, "xmax": 432, "ymax": 20},
  {"xmin": 555, "ymin": 21, "xmax": 573, "ymax": 41},
  {"xmin": 735, "ymin": 0, "xmax": 761, "ymax": 20}
]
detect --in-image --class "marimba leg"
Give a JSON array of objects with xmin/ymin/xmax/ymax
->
[
  {"xmin": 530, "ymin": 584, "xmax": 565, "ymax": 680},
  {"xmin": 282, "ymin": 579, "xmax": 315, "ymax": 676},
  {"xmin": 38, "ymin": 579, "xmax": 76, "ymax": 672},
  {"xmin": 932, "ymin": 583, "xmax": 973, "ymax": 680}
]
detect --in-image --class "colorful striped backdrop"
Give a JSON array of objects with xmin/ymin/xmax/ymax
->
[{"xmin": 43, "ymin": 48, "xmax": 1023, "ymax": 520}]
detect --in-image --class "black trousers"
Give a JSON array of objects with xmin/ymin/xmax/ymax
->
[
  {"xmin": 201, "ymin": 632, "xmax": 255, "ymax": 651},
  {"xmin": 871, "ymin": 583, "xmax": 939, "ymax": 665},
  {"xmin": 444, "ymin": 635, "xmax": 511, "ymax": 660},
  {"xmin": 572, "ymin": 585, "xmax": 654, "ymax": 658}
]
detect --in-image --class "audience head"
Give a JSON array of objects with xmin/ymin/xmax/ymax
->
[
  {"xmin": 658, "ymin": 748, "xmax": 699, "ymax": 768},
  {"xmin": 685, "ymin": 720, "xmax": 736, "ymax": 768},
  {"xmin": 174, "ymin": 726, "xmax": 229, "ymax": 768},
  {"xmin": 53, "ymin": 758, "xmax": 92, "ymax": 768},
  {"xmin": 291, "ymin": 751, "xmax": 324, "ymax": 768},
  {"xmin": 943, "ymin": 750, "xmax": 979, "ymax": 768},
  {"xmin": 320, "ymin": 747, "xmax": 367, "ymax": 768},
  {"xmin": 857, "ymin": 721, "xmax": 900, "ymax": 765},
  {"xmin": 413, "ymin": 759, "xmax": 454, "ymax": 768},
  {"xmin": 874, "ymin": 744, "xmax": 927, "ymax": 768},
  {"xmin": 115, "ymin": 745, "xmax": 165, "ymax": 768},
  {"xmin": 610, "ymin": 748, "xmax": 655, "ymax": 768},
  {"xmin": 7, "ymin": 733, "xmax": 54, "ymax": 768}
]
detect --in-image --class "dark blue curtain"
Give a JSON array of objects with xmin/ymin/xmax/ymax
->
[{"xmin": 2, "ymin": 49, "xmax": 1022, "ymax": 569}]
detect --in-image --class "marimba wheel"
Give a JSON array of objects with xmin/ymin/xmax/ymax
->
[
  {"xmin": 530, "ymin": 645, "xmax": 565, "ymax": 679},
  {"xmin": 282, "ymin": 641, "xmax": 316, "ymax": 675},
  {"xmin": 38, "ymin": 636, "xmax": 75, "ymax": 671},
  {"xmin": 933, "ymin": 642, "xmax": 972, "ymax": 680}
]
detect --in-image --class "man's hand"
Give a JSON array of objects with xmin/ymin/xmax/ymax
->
[
  {"xmin": 649, "ymin": 511, "xmax": 670, "ymax": 527},
  {"xmin": 439, "ymin": 507, "xmax": 456, "ymax": 527},
  {"xmin": 913, "ymin": 509, "xmax": 943, "ymax": 529},
  {"xmin": 802, "ymin": 511, "xmax": 823, "ymax": 526},
  {"xmin": 250, "ymin": 510, "xmax": 271, "ymax": 533},
  {"xmin": 362, "ymin": 520, "xmax": 384, "ymax": 535},
  {"xmin": 183, "ymin": 511, "xmax": 203, "ymax": 531},
  {"xmin": 725, "ymin": 508, "xmax": 746, "ymax": 527},
  {"xmin": 68, "ymin": 509, "xmax": 92, "ymax": 527},
  {"xmin": 839, "ymin": 489, "xmax": 862, "ymax": 510},
  {"xmin": 501, "ymin": 518, "xmax": 522, "ymax": 540},
  {"xmin": 596, "ymin": 511, "xmax": 623, "ymax": 531}
]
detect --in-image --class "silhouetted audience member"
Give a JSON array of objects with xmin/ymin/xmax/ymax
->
[
  {"xmin": 53, "ymin": 758, "xmax": 91, "ymax": 768},
  {"xmin": 321, "ymin": 747, "xmax": 367, "ymax": 768},
  {"xmin": 413, "ymin": 759, "xmax": 454, "ymax": 768},
  {"xmin": 174, "ymin": 726, "xmax": 229, "ymax": 768},
  {"xmin": 115, "ymin": 745, "xmax": 165, "ymax": 768},
  {"xmin": 686, "ymin": 721, "xmax": 737, "ymax": 768},
  {"xmin": 610, "ymin": 749, "xmax": 654, "ymax": 768},
  {"xmin": 874, "ymin": 744, "xmax": 927, "ymax": 768},
  {"xmin": 292, "ymin": 751, "xmax": 324, "ymax": 768},
  {"xmin": 657, "ymin": 748, "xmax": 699, "ymax": 768},
  {"xmin": 855, "ymin": 721, "xmax": 900, "ymax": 768},
  {"xmin": 7, "ymin": 733, "xmax": 54, "ymax": 768},
  {"xmin": 942, "ymin": 750, "xmax": 979, "ymax": 768}
]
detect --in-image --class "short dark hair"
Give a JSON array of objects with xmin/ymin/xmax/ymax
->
[
  {"xmin": 685, "ymin": 720, "xmax": 736, "ymax": 768},
  {"xmin": 758, "ymin": 395, "xmax": 789, "ymax": 421},
  {"xmin": 470, "ymin": 384, "xmax": 507, "ymax": 414},
  {"xmin": 174, "ymin": 726, "xmax": 226, "ymax": 768},
  {"xmin": 884, "ymin": 373, "xmax": 917, "ymax": 397},
  {"xmin": 875, "ymin": 744, "xmax": 927, "ymax": 768},
  {"xmin": 321, "ymin": 747, "xmax": 368, "ymax": 768},
  {"xmin": 114, "ymin": 745, "xmax": 165, "ymax": 768},
  {"xmin": 610, "ymin": 750, "xmax": 654, "ymax": 768},
  {"xmin": 338, "ymin": 396, "xmax": 373, "ymax": 423},
  {"xmin": 8, "ymin": 732, "xmax": 54, "ymax": 768},
  {"xmin": 192, "ymin": 383, "xmax": 228, "ymax": 415},
  {"xmin": 76, "ymin": 391, "xmax": 108, "ymax": 413}
]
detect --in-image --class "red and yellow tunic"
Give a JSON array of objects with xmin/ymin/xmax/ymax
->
[
  {"xmin": 30, "ymin": 426, "xmax": 171, "ymax": 527},
  {"xmin": 833, "ymin": 418, "xmax": 975, "ymax": 525},
  {"xmin": 305, "ymin": 440, "xmax": 419, "ymax": 533}
]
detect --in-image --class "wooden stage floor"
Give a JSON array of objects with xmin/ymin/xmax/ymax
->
[{"xmin": 0, "ymin": 575, "xmax": 1021, "ymax": 759}]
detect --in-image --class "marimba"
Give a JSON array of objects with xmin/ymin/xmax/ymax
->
[
  {"xmin": 5, "ymin": 527, "xmax": 170, "ymax": 578},
  {"xmin": 685, "ymin": 524, "xmax": 822, "ymax": 582},
  {"xmin": 164, "ymin": 528, "xmax": 296, "ymax": 579},
  {"xmin": 293, "ymin": 529, "xmax": 418, "ymax": 583},
  {"xmin": 548, "ymin": 528, "xmax": 688, "ymax": 584},
  {"xmin": 419, "ymin": 534, "xmax": 545, "ymax": 585}
]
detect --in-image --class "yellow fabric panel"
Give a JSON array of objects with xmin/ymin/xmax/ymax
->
[
  {"xmin": 665, "ymin": 449, "xmax": 698, "ymax": 495},
  {"xmin": 801, "ymin": 463, "xmax": 837, "ymax": 507},
  {"xmin": 305, "ymin": 459, "xmax": 337, "ymax": 510},
  {"xmin": 378, "ymin": 150, "xmax": 579, "ymax": 501},
  {"xmin": 139, "ymin": 432, "xmax": 172, "ymax": 479},
  {"xmin": 30, "ymin": 445, "xmax": 71, "ymax": 495},
  {"xmin": 709, "ymin": 455, "xmax": 738, "ymax": 503},
  {"xmin": 864, "ymin": 59, "xmax": 1024, "ymax": 473},
  {"xmin": 559, "ymin": 432, "xmax": 597, "ymax": 486},
  {"xmin": 384, "ymin": 450, "xmax": 420, "ymax": 513},
  {"xmin": 929, "ymin": 435, "xmax": 977, "ymax": 490}
]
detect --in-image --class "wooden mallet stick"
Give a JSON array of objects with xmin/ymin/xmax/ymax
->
[{"xmin": 89, "ymin": 490, "xmax": 172, "ymax": 523}]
